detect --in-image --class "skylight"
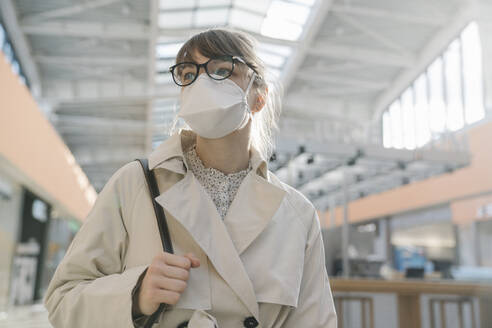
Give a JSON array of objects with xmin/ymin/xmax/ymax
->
[
  {"xmin": 157, "ymin": 0, "xmax": 315, "ymax": 41},
  {"xmin": 261, "ymin": 0, "xmax": 311, "ymax": 41}
]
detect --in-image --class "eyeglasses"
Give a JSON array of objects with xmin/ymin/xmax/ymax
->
[{"xmin": 169, "ymin": 55, "xmax": 257, "ymax": 87}]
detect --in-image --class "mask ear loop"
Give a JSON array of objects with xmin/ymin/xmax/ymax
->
[
  {"xmin": 244, "ymin": 72, "xmax": 257, "ymax": 114},
  {"xmin": 235, "ymin": 71, "xmax": 257, "ymax": 132}
]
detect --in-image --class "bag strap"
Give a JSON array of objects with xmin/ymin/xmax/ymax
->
[
  {"xmin": 135, "ymin": 158, "xmax": 174, "ymax": 254},
  {"xmin": 135, "ymin": 158, "xmax": 173, "ymax": 327}
]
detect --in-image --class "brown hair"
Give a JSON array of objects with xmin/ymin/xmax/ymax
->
[
  {"xmin": 169, "ymin": 27, "xmax": 283, "ymax": 161},
  {"xmin": 175, "ymin": 28, "xmax": 266, "ymax": 88}
]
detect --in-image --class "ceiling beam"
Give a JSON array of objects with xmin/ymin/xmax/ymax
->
[
  {"xmin": 157, "ymin": 28, "xmax": 297, "ymax": 47},
  {"xmin": 74, "ymin": 148, "xmax": 146, "ymax": 166},
  {"xmin": 37, "ymin": 38, "xmax": 138, "ymax": 57},
  {"xmin": 308, "ymin": 43, "xmax": 416, "ymax": 67},
  {"xmin": 57, "ymin": 64, "xmax": 139, "ymax": 80},
  {"xmin": 296, "ymin": 71, "xmax": 390, "ymax": 90},
  {"xmin": 282, "ymin": 109, "xmax": 364, "ymax": 125},
  {"xmin": 55, "ymin": 114, "xmax": 147, "ymax": 128},
  {"xmin": 330, "ymin": 4, "xmax": 448, "ymax": 26},
  {"xmin": 61, "ymin": 134, "xmax": 146, "ymax": 147},
  {"xmin": 34, "ymin": 55, "xmax": 147, "ymax": 66},
  {"xmin": 333, "ymin": 12, "xmax": 409, "ymax": 54},
  {"xmin": 20, "ymin": 0, "xmax": 122, "ymax": 24},
  {"xmin": 295, "ymin": 87, "xmax": 377, "ymax": 97},
  {"xmin": 303, "ymin": 61, "xmax": 367, "ymax": 74},
  {"xmin": 44, "ymin": 88, "xmax": 179, "ymax": 106},
  {"xmin": 22, "ymin": 21, "xmax": 149, "ymax": 40}
]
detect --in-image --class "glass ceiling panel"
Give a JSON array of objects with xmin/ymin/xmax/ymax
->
[
  {"xmin": 159, "ymin": 11, "xmax": 193, "ymax": 29},
  {"xmin": 197, "ymin": 0, "xmax": 232, "ymax": 7},
  {"xmin": 229, "ymin": 8, "xmax": 264, "ymax": 34},
  {"xmin": 266, "ymin": 67, "xmax": 281, "ymax": 81},
  {"xmin": 290, "ymin": 0, "xmax": 316, "ymax": 6},
  {"xmin": 155, "ymin": 73, "xmax": 173, "ymax": 84},
  {"xmin": 258, "ymin": 42, "xmax": 292, "ymax": 57},
  {"xmin": 160, "ymin": 0, "xmax": 196, "ymax": 10},
  {"xmin": 156, "ymin": 42, "xmax": 184, "ymax": 59},
  {"xmin": 195, "ymin": 8, "xmax": 229, "ymax": 27},
  {"xmin": 235, "ymin": 0, "xmax": 272, "ymax": 15},
  {"xmin": 155, "ymin": 59, "xmax": 176, "ymax": 72},
  {"xmin": 159, "ymin": 0, "xmax": 196, "ymax": 10},
  {"xmin": 269, "ymin": 0, "xmax": 311, "ymax": 25},
  {"xmin": 158, "ymin": 0, "xmax": 315, "ymax": 40},
  {"xmin": 261, "ymin": 0, "xmax": 310, "ymax": 41},
  {"xmin": 261, "ymin": 19, "xmax": 303, "ymax": 41},
  {"xmin": 257, "ymin": 50, "xmax": 285, "ymax": 68}
]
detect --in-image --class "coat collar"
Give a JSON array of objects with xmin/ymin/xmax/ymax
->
[
  {"xmin": 148, "ymin": 129, "xmax": 269, "ymax": 179},
  {"xmin": 149, "ymin": 129, "xmax": 286, "ymax": 320}
]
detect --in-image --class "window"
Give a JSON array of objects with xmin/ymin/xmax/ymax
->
[
  {"xmin": 427, "ymin": 57, "xmax": 446, "ymax": 135},
  {"xmin": 389, "ymin": 101, "xmax": 403, "ymax": 149},
  {"xmin": 382, "ymin": 21, "xmax": 485, "ymax": 149},
  {"xmin": 444, "ymin": 40, "xmax": 464, "ymax": 131},
  {"xmin": 461, "ymin": 22, "xmax": 485, "ymax": 124},
  {"xmin": 413, "ymin": 75, "xmax": 431, "ymax": 148}
]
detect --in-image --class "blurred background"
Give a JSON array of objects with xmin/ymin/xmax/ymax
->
[{"xmin": 1, "ymin": 0, "xmax": 492, "ymax": 327}]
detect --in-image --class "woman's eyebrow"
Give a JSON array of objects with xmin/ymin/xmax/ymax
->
[{"xmin": 182, "ymin": 58, "xmax": 197, "ymax": 64}]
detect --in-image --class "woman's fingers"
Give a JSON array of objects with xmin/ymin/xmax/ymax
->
[
  {"xmin": 151, "ymin": 275, "xmax": 188, "ymax": 293},
  {"xmin": 157, "ymin": 263, "xmax": 190, "ymax": 281},
  {"xmin": 149, "ymin": 288, "xmax": 182, "ymax": 305},
  {"xmin": 138, "ymin": 252, "xmax": 201, "ymax": 315},
  {"xmin": 160, "ymin": 252, "xmax": 192, "ymax": 269},
  {"xmin": 184, "ymin": 253, "xmax": 201, "ymax": 268}
]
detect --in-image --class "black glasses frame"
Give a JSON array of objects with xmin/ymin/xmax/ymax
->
[{"xmin": 169, "ymin": 55, "xmax": 257, "ymax": 87}]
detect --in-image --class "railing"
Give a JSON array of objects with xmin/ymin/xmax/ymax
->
[{"xmin": 331, "ymin": 278, "xmax": 492, "ymax": 328}]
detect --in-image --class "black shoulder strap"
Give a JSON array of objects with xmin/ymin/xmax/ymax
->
[
  {"xmin": 135, "ymin": 158, "xmax": 172, "ymax": 327},
  {"xmin": 135, "ymin": 158, "xmax": 174, "ymax": 254}
]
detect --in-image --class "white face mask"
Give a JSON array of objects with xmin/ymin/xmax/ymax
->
[{"xmin": 178, "ymin": 71, "xmax": 257, "ymax": 139}]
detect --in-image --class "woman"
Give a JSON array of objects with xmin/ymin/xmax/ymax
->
[{"xmin": 44, "ymin": 28, "xmax": 337, "ymax": 328}]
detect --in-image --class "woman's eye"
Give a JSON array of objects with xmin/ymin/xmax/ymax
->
[
  {"xmin": 182, "ymin": 72, "xmax": 195, "ymax": 82},
  {"xmin": 214, "ymin": 68, "xmax": 231, "ymax": 77}
]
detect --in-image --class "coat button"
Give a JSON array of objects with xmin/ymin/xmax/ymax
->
[
  {"xmin": 243, "ymin": 316, "xmax": 259, "ymax": 328},
  {"xmin": 177, "ymin": 320, "xmax": 189, "ymax": 328}
]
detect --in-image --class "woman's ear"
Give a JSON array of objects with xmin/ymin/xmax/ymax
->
[{"xmin": 253, "ymin": 86, "xmax": 268, "ymax": 113}]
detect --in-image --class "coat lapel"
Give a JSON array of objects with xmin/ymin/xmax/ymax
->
[
  {"xmin": 155, "ymin": 170, "xmax": 261, "ymax": 318},
  {"xmin": 223, "ymin": 172, "xmax": 286, "ymax": 255}
]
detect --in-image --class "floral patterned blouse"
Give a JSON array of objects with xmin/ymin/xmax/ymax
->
[{"xmin": 184, "ymin": 144, "xmax": 252, "ymax": 220}]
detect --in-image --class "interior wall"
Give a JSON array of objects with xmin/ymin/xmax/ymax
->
[{"xmin": 0, "ymin": 51, "xmax": 95, "ymax": 222}]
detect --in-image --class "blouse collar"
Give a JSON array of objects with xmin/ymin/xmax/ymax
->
[
  {"xmin": 148, "ymin": 129, "xmax": 269, "ymax": 179},
  {"xmin": 185, "ymin": 144, "xmax": 253, "ymax": 178}
]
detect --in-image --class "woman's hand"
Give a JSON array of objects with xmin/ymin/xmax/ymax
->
[{"xmin": 135, "ymin": 252, "xmax": 200, "ymax": 316}]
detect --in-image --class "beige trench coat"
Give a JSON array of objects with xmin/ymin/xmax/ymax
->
[{"xmin": 44, "ymin": 129, "xmax": 337, "ymax": 328}]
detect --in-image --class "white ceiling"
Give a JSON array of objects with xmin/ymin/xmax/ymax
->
[{"xmin": 1, "ymin": 0, "xmax": 474, "ymax": 195}]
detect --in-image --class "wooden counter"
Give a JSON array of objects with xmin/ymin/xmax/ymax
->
[{"xmin": 330, "ymin": 278, "xmax": 492, "ymax": 328}]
